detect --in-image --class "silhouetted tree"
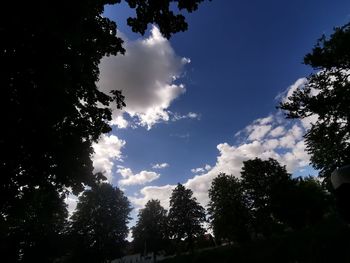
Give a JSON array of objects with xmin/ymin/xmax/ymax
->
[
  {"xmin": 279, "ymin": 22, "xmax": 350, "ymax": 184},
  {"xmin": 1, "ymin": 185, "xmax": 68, "ymax": 263},
  {"xmin": 168, "ymin": 184, "xmax": 206, "ymax": 253},
  {"xmin": 277, "ymin": 176, "xmax": 330, "ymax": 230},
  {"xmin": 208, "ymin": 173, "xmax": 251, "ymax": 244},
  {"xmin": 241, "ymin": 158, "xmax": 293, "ymax": 238},
  {"xmin": 132, "ymin": 199, "xmax": 168, "ymax": 261},
  {"xmin": 1, "ymin": 1, "xmax": 207, "ymax": 260},
  {"xmin": 69, "ymin": 183, "xmax": 131, "ymax": 262}
]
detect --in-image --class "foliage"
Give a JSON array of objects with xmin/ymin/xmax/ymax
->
[
  {"xmin": 277, "ymin": 176, "xmax": 330, "ymax": 230},
  {"xmin": 240, "ymin": 158, "xmax": 293, "ymax": 237},
  {"xmin": 1, "ymin": 185, "xmax": 68, "ymax": 263},
  {"xmin": 132, "ymin": 199, "xmax": 168, "ymax": 256},
  {"xmin": 69, "ymin": 183, "xmax": 131, "ymax": 262},
  {"xmin": 168, "ymin": 184, "xmax": 206, "ymax": 252},
  {"xmin": 207, "ymin": 173, "xmax": 251, "ymax": 243},
  {"xmin": 279, "ymin": 22, "xmax": 350, "ymax": 182}
]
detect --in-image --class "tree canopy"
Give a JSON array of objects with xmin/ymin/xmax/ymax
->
[
  {"xmin": 168, "ymin": 184, "xmax": 206, "ymax": 252},
  {"xmin": 241, "ymin": 158, "xmax": 293, "ymax": 237},
  {"xmin": 132, "ymin": 199, "xmax": 168, "ymax": 258},
  {"xmin": 69, "ymin": 183, "xmax": 131, "ymax": 262},
  {"xmin": 208, "ymin": 173, "xmax": 251, "ymax": 243},
  {"xmin": 279, "ymin": 22, "xmax": 350, "ymax": 182}
]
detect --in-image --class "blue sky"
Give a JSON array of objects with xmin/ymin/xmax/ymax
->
[{"xmin": 79, "ymin": 1, "xmax": 350, "ymax": 216}]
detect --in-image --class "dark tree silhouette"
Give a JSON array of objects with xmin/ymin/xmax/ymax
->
[
  {"xmin": 208, "ymin": 173, "xmax": 251, "ymax": 244},
  {"xmin": 132, "ymin": 199, "xmax": 168, "ymax": 261},
  {"xmin": 279, "ymin": 22, "xmax": 350, "ymax": 183},
  {"xmin": 168, "ymin": 184, "xmax": 206, "ymax": 253},
  {"xmin": 1, "ymin": 185, "xmax": 68, "ymax": 263},
  {"xmin": 241, "ymin": 158, "xmax": 293, "ymax": 238},
  {"xmin": 0, "ymin": 1, "xmax": 207, "ymax": 260},
  {"xmin": 69, "ymin": 183, "xmax": 131, "ymax": 262},
  {"xmin": 277, "ymin": 176, "xmax": 330, "ymax": 230}
]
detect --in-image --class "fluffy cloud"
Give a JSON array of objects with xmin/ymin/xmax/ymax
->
[
  {"xmin": 98, "ymin": 26, "xmax": 191, "ymax": 130},
  {"xmin": 92, "ymin": 134, "xmax": 126, "ymax": 182},
  {"xmin": 152, "ymin": 163, "xmax": 169, "ymax": 169},
  {"xmin": 129, "ymin": 184, "xmax": 175, "ymax": 209},
  {"xmin": 191, "ymin": 164, "xmax": 212, "ymax": 174},
  {"xmin": 118, "ymin": 167, "xmax": 160, "ymax": 186}
]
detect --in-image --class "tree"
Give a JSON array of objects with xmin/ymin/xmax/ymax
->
[
  {"xmin": 277, "ymin": 177, "xmax": 330, "ymax": 230},
  {"xmin": 208, "ymin": 173, "xmax": 251, "ymax": 244},
  {"xmin": 69, "ymin": 183, "xmax": 131, "ymax": 262},
  {"xmin": 132, "ymin": 199, "xmax": 168, "ymax": 261},
  {"xmin": 1, "ymin": 185, "xmax": 68, "ymax": 263},
  {"xmin": 279, "ymin": 22, "xmax": 350, "ymax": 183},
  {"xmin": 1, "ymin": 1, "xmax": 207, "ymax": 259},
  {"xmin": 241, "ymin": 158, "xmax": 293, "ymax": 237},
  {"xmin": 168, "ymin": 184, "xmax": 206, "ymax": 253}
]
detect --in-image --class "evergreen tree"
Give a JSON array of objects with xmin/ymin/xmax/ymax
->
[
  {"xmin": 168, "ymin": 184, "xmax": 206, "ymax": 252},
  {"xmin": 132, "ymin": 199, "xmax": 168, "ymax": 260}
]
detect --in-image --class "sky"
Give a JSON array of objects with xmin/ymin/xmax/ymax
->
[{"xmin": 68, "ymin": 1, "xmax": 350, "ymax": 222}]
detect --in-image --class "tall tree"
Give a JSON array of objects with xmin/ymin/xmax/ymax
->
[
  {"xmin": 241, "ymin": 158, "xmax": 293, "ymax": 237},
  {"xmin": 208, "ymin": 173, "xmax": 251, "ymax": 243},
  {"xmin": 279, "ymin": 22, "xmax": 350, "ymax": 183},
  {"xmin": 168, "ymin": 184, "xmax": 206, "ymax": 253},
  {"xmin": 132, "ymin": 199, "xmax": 168, "ymax": 261},
  {"xmin": 69, "ymin": 183, "xmax": 131, "ymax": 262}
]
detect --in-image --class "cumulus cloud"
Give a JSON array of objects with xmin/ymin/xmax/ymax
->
[
  {"xmin": 129, "ymin": 184, "xmax": 175, "ymax": 209},
  {"xmin": 118, "ymin": 167, "xmax": 160, "ymax": 186},
  {"xmin": 191, "ymin": 164, "xmax": 212, "ymax": 174},
  {"xmin": 191, "ymin": 167, "xmax": 205, "ymax": 174},
  {"xmin": 98, "ymin": 26, "xmax": 191, "ymax": 130},
  {"xmin": 92, "ymin": 134, "xmax": 126, "ymax": 182},
  {"xmin": 152, "ymin": 163, "xmax": 169, "ymax": 169}
]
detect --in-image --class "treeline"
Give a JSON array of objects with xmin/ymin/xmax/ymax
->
[
  {"xmin": 3, "ymin": 156, "xmax": 330, "ymax": 262},
  {"xmin": 130, "ymin": 158, "xmax": 332, "ymax": 260}
]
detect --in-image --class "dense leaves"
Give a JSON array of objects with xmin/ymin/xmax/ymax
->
[
  {"xmin": 208, "ymin": 173, "xmax": 250, "ymax": 243},
  {"xmin": 132, "ymin": 199, "xmax": 168, "ymax": 258},
  {"xmin": 69, "ymin": 183, "xmax": 132, "ymax": 262},
  {"xmin": 279, "ymin": 22, "xmax": 350, "ymax": 182},
  {"xmin": 241, "ymin": 158, "xmax": 293, "ymax": 237},
  {"xmin": 168, "ymin": 184, "xmax": 206, "ymax": 251}
]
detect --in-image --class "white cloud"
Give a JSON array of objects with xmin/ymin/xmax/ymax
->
[
  {"xmin": 191, "ymin": 167, "xmax": 205, "ymax": 174},
  {"xmin": 118, "ymin": 167, "xmax": 160, "ymax": 186},
  {"xmin": 98, "ymin": 26, "xmax": 190, "ymax": 130},
  {"xmin": 92, "ymin": 134, "xmax": 126, "ymax": 182},
  {"xmin": 171, "ymin": 112, "xmax": 201, "ymax": 121},
  {"xmin": 247, "ymin": 124, "xmax": 272, "ymax": 141},
  {"xmin": 269, "ymin": 126, "xmax": 286, "ymax": 137},
  {"xmin": 191, "ymin": 164, "xmax": 212, "ymax": 174},
  {"xmin": 152, "ymin": 163, "xmax": 169, "ymax": 169},
  {"xmin": 129, "ymin": 184, "xmax": 175, "ymax": 209}
]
